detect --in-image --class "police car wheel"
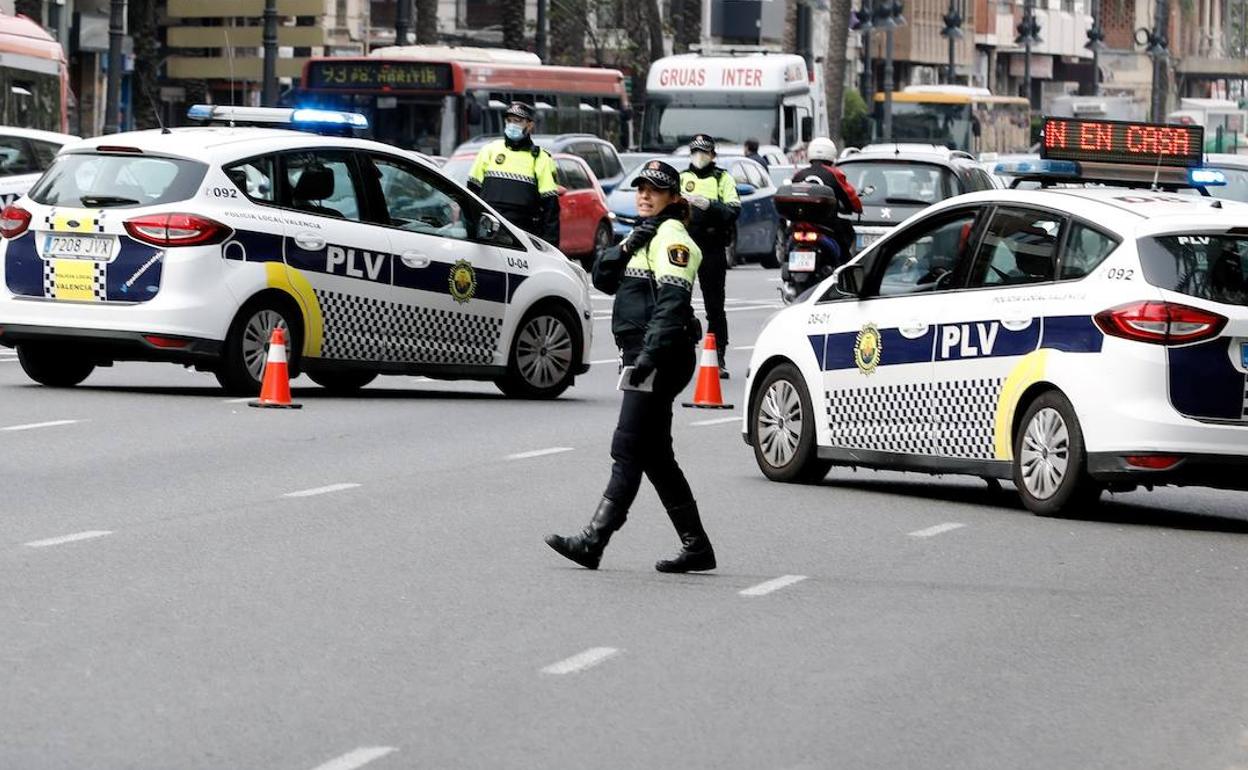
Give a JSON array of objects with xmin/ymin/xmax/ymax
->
[
  {"xmin": 216, "ymin": 302, "xmax": 300, "ymax": 396},
  {"xmin": 17, "ymin": 344, "xmax": 95, "ymax": 388},
  {"xmin": 1012, "ymin": 391, "xmax": 1102, "ymax": 517},
  {"xmin": 497, "ymin": 305, "xmax": 578, "ymax": 399},
  {"xmin": 306, "ymin": 370, "xmax": 378, "ymax": 394},
  {"xmin": 759, "ymin": 227, "xmax": 783, "ymax": 269},
  {"xmin": 751, "ymin": 363, "xmax": 830, "ymax": 483}
]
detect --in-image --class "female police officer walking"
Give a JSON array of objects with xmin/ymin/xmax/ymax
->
[{"xmin": 545, "ymin": 160, "xmax": 716, "ymax": 573}]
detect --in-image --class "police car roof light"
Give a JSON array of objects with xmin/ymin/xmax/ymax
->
[
  {"xmin": 993, "ymin": 159, "xmax": 1080, "ymax": 177},
  {"xmin": 291, "ymin": 108, "xmax": 369, "ymax": 129},
  {"xmin": 1189, "ymin": 168, "xmax": 1227, "ymax": 186},
  {"xmin": 185, "ymin": 104, "xmax": 369, "ymax": 131}
]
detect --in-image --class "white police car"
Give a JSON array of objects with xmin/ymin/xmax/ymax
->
[
  {"xmin": 0, "ymin": 109, "xmax": 592, "ymax": 397},
  {"xmin": 744, "ymin": 117, "xmax": 1248, "ymax": 516},
  {"xmin": 0, "ymin": 126, "xmax": 80, "ymax": 206}
]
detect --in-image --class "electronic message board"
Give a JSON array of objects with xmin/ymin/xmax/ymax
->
[
  {"xmin": 305, "ymin": 61, "xmax": 453, "ymax": 92},
  {"xmin": 1040, "ymin": 117, "xmax": 1203, "ymax": 168}
]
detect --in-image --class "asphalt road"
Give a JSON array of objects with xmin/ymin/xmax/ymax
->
[{"xmin": 4, "ymin": 265, "xmax": 1248, "ymax": 770}]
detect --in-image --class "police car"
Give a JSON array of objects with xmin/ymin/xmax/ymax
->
[
  {"xmin": 744, "ymin": 117, "xmax": 1248, "ymax": 516},
  {"xmin": 0, "ymin": 108, "xmax": 592, "ymax": 397},
  {"xmin": 0, "ymin": 126, "xmax": 80, "ymax": 206}
]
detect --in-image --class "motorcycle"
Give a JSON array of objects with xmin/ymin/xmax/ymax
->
[{"xmin": 774, "ymin": 183, "xmax": 857, "ymax": 304}]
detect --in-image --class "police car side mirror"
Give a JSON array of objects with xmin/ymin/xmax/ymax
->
[
  {"xmin": 835, "ymin": 264, "xmax": 865, "ymax": 297},
  {"xmin": 478, "ymin": 211, "xmax": 502, "ymax": 240}
]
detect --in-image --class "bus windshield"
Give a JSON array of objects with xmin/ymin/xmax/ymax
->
[
  {"xmin": 878, "ymin": 102, "xmax": 972, "ymax": 149},
  {"xmin": 642, "ymin": 103, "xmax": 778, "ymax": 151}
]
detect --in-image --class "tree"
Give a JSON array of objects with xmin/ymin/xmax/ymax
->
[
  {"xmin": 671, "ymin": 0, "xmax": 701, "ymax": 53},
  {"xmin": 502, "ymin": 0, "xmax": 526, "ymax": 50},
  {"xmin": 825, "ymin": 0, "xmax": 853, "ymax": 144},
  {"xmin": 550, "ymin": 0, "xmax": 588, "ymax": 64},
  {"xmin": 415, "ymin": 0, "xmax": 439, "ymax": 44},
  {"xmin": 129, "ymin": 0, "xmax": 161, "ymax": 130}
]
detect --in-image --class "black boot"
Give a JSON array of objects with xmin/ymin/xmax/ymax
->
[
  {"xmin": 717, "ymin": 348, "xmax": 730, "ymax": 380},
  {"xmin": 655, "ymin": 502, "xmax": 716, "ymax": 573},
  {"xmin": 545, "ymin": 498, "xmax": 626, "ymax": 570}
]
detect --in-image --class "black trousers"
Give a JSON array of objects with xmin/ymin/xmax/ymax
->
[
  {"xmin": 604, "ymin": 346, "xmax": 698, "ymax": 511},
  {"xmin": 697, "ymin": 246, "xmax": 728, "ymax": 350}
]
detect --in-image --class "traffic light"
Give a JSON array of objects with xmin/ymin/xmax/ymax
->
[
  {"xmin": 872, "ymin": 0, "xmax": 905, "ymax": 29},
  {"xmin": 1085, "ymin": 21, "xmax": 1105, "ymax": 50},
  {"xmin": 1015, "ymin": 12, "xmax": 1042, "ymax": 45},
  {"xmin": 941, "ymin": 6, "xmax": 963, "ymax": 39},
  {"xmin": 852, "ymin": 0, "xmax": 874, "ymax": 32}
]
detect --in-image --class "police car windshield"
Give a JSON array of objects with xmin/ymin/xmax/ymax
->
[
  {"xmin": 838, "ymin": 161, "xmax": 957, "ymax": 207},
  {"xmin": 29, "ymin": 153, "xmax": 207, "ymax": 209},
  {"xmin": 1139, "ymin": 234, "xmax": 1248, "ymax": 307}
]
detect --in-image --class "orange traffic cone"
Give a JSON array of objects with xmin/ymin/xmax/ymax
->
[
  {"xmin": 249, "ymin": 326, "xmax": 302, "ymax": 409},
  {"xmin": 682, "ymin": 333, "xmax": 734, "ymax": 409}
]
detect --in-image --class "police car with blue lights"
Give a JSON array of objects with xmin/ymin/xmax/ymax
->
[
  {"xmin": 0, "ymin": 106, "xmax": 592, "ymax": 397},
  {"xmin": 744, "ymin": 117, "xmax": 1248, "ymax": 516}
]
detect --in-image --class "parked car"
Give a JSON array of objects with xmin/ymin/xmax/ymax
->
[
  {"xmin": 441, "ymin": 151, "xmax": 613, "ymax": 266},
  {"xmin": 450, "ymin": 134, "xmax": 626, "ymax": 193},
  {"xmin": 608, "ymin": 154, "xmax": 785, "ymax": 268},
  {"xmin": 0, "ymin": 127, "xmax": 80, "ymax": 206}
]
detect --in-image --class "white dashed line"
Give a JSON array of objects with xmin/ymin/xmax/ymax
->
[
  {"xmin": 283, "ymin": 483, "xmax": 361, "ymax": 498},
  {"xmin": 690, "ymin": 416, "xmax": 739, "ymax": 427},
  {"xmin": 589, "ymin": 358, "xmax": 619, "ymax": 365},
  {"xmin": 0, "ymin": 358, "xmax": 17, "ymax": 363},
  {"xmin": 739, "ymin": 574, "xmax": 808, "ymax": 597},
  {"xmin": 223, "ymin": 397, "xmax": 253, "ymax": 404},
  {"xmin": 908, "ymin": 522, "xmax": 966, "ymax": 538},
  {"xmin": 541, "ymin": 647, "xmax": 620, "ymax": 675},
  {"xmin": 308, "ymin": 747, "xmax": 397, "ymax": 770},
  {"xmin": 1, "ymin": 419, "xmax": 82, "ymax": 432},
  {"xmin": 735, "ymin": 345, "xmax": 755, "ymax": 351},
  {"xmin": 25, "ymin": 530, "xmax": 113, "ymax": 548},
  {"xmin": 506, "ymin": 447, "xmax": 574, "ymax": 460}
]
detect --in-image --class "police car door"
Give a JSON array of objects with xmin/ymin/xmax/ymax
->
[
  {"xmin": 359, "ymin": 151, "xmax": 509, "ymax": 369},
  {"xmin": 278, "ymin": 149, "xmax": 399, "ymax": 363},
  {"xmin": 815, "ymin": 206, "xmax": 987, "ymax": 457},
  {"xmin": 926, "ymin": 205, "xmax": 1067, "ymax": 466}
]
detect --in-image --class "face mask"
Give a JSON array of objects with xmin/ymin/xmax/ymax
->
[
  {"xmin": 504, "ymin": 123, "xmax": 525, "ymax": 141},
  {"xmin": 691, "ymin": 152, "xmax": 711, "ymax": 170}
]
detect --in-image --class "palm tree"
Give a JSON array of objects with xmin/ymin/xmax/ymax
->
[
  {"xmin": 502, "ymin": 0, "xmax": 526, "ymax": 50},
  {"xmin": 825, "ymin": 0, "xmax": 853, "ymax": 145},
  {"xmin": 415, "ymin": 0, "xmax": 439, "ymax": 44},
  {"xmin": 128, "ymin": 0, "xmax": 162, "ymax": 130}
]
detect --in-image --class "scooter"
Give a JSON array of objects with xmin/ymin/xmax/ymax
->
[{"xmin": 774, "ymin": 183, "xmax": 856, "ymax": 304}]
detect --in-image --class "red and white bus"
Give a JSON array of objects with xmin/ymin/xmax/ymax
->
[
  {"xmin": 298, "ymin": 46, "xmax": 631, "ymax": 157},
  {"xmin": 0, "ymin": 13, "xmax": 68, "ymax": 133}
]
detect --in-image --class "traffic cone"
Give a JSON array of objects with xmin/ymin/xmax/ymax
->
[
  {"xmin": 682, "ymin": 333, "xmax": 734, "ymax": 409},
  {"xmin": 249, "ymin": 326, "xmax": 302, "ymax": 409}
]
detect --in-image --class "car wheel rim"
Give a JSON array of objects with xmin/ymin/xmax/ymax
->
[
  {"xmin": 1019, "ymin": 407, "xmax": 1070, "ymax": 500},
  {"xmin": 757, "ymin": 379, "xmax": 803, "ymax": 468},
  {"xmin": 516, "ymin": 314, "xmax": 573, "ymax": 389},
  {"xmin": 242, "ymin": 309, "xmax": 289, "ymax": 382}
]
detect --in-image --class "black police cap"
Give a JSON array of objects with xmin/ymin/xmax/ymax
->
[
  {"xmin": 635, "ymin": 160, "xmax": 680, "ymax": 191},
  {"xmin": 505, "ymin": 101, "xmax": 536, "ymax": 121},
  {"xmin": 689, "ymin": 134, "xmax": 716, "ymax": 153}
]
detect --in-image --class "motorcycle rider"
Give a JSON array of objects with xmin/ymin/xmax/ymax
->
[{"xmin": 789, "ymin": 137, "xmax": 863, "ymax": 261}]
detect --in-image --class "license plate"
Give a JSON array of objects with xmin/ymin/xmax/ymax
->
[
  {"xmin": 788, "ymin": 250, "xmax": 816, "ymax": 272},
  {"xmin": 42, "ymin": 234, "xmax": 115, "ymax": 261},
  {"xmin": 856, "ymin": 232, "xmax": 881, "ymax": 251}
]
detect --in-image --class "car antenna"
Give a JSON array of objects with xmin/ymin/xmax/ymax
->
[
  {"xmin": 144, "ymin": 85, "xmax": 171, "ymax": 134},
  {"xmin": 224, "ymin": 24, "xmax": 237, "ymax": 124},
  {"xmin": 1150, "ymin": 144, "xmax": 1164, "ymax": 192}
]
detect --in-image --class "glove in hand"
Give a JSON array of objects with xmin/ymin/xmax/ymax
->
[
  {"xmin": 686, "ymin": 195, "xmax": 710, "ymax": 210},
  {"xmin": 623, "ymin": 219, "xmax": 658, "ymax": 254},
  {"xmin": 630, "ymin": 352, "xmax": 656, "ymax": 386}
]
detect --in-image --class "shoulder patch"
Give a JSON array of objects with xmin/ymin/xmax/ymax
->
[{"xmin": 667, "ymin": 243, "xmax": 691, "ymax": 267}]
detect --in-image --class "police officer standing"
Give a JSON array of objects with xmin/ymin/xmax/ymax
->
[
  {"xmin": 545, "ymin": 160, "xmax": 715, "ymax": 574},
  {"xmin": 467, "ymin": 102, "xmax": 560, "ymax": 245},
  {"xmin": 681, "ymin": 134, "xmax": 740, "ymax": 379}
]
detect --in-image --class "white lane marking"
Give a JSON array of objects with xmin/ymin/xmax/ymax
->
[
  {"xmin": 735, "ymin": 345, "xmax": 755, "ymax": 351},
  {"xmin": 507, "ymin": 447, "xmax": 574, "ymax": 461},
  {"xmin": 283, "ymin": 483, "xmax": 361, "ymax": 498},
  {"xmin": 908, "ymin": 522, "xmax": 966, "ymax": 538},
  {"xmin": 308, "ymin": 747, "xmax": 397, "ymax": 770},
  {"xmin": 589, "ymin": 358, "xmax": 619, "ymax": 365},
  {"xmin": 541, "ymin": 647, "xmax": 620, "ymax": 675},
  {"xmin": 0, "ymin": 358, "xmax": 17, "ymax": 363},
  {"xmin": 223, "ymin": 396, "xmax": 253, "ymax": 404},
  {"xmin": 691, "ymin": 416, "xmax": 739, "ymax": 427},
  {"xmin": 1, "ymin": 419, "xmax": 82, "ymax": 432},
  {"xmin": 25, "ymin": 530, "xmax": 113, "ymax": 548},
  {"xmin": 739, "ymin": 574, "xmax": 808, "ymax": 597}
]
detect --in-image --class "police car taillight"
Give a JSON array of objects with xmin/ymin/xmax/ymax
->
[
  {"xmin": 124, "ymin": 213, "xmax": 230, "ymax": 247},
  {"xmin": 0, "ymin": 205, "xmax": 31, "ymax": 239},
  {"xmin": 1094, "ymin": 300, "xmax": 1226, "ymax": 345}
]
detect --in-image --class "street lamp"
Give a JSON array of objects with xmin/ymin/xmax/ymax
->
[
  {"xmin": 1085, "ymin": 0, "xmax": 1106, "ymax": 96},
  {"xmin": 941, "ymin": 0, "xmax": 964, "ymax": 85},
  {"xmin": 855, "ymin": 0, "xmax": 875, "ymax": 103},
  {"xmin": 1137, "ymin": 0, "xmax": 1170, "ymax": 121},
  {"xmin": 1015, "ymin": 0, "xmax": 1042, "ymax": 109},
  {"xmin": 876, "ymin": 0, "xmax": 905, "ymax": 141}
]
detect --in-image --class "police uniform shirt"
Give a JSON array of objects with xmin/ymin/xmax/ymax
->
[
  {"xmin": 467, "ymin": 138, "xmax": 559, "ymax": 228},
  {"xmin": 612, "ymin": 219, "xmax": 703, "ymax": 353},
  {"xmin": 679, "ymin": 167, "xmax": 741, "ymax": 247}
]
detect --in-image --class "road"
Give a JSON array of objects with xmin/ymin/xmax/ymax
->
[{"xmin": 3, "ymin": 265, "xmax": 1248, "ymax": 770}]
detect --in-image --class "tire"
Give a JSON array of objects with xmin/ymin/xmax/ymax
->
[
  {"xmin": 17, "ymin": 344, "xmax": 94, "ymax": 387},
  {"xmin": 751, "ymin": 362, "xmax": 831, "ymax": 483},
  {"xmin": 496, "ymin": 304, "xmax": 579, "ymax": 399},
  {"xmin": 759, "ymin": 225, "xmax": 783, "ymax": 269},
  {"xmin": 1012, "ymin": 390, "xmax": 1103, "ymax": 517},
  {"xmin": 307, "ymin": 370, "xmax": 377, "ymax": 394},
  {"xmin": 215, "ymin": 300, "xmax": 299, "ymax": 396}
]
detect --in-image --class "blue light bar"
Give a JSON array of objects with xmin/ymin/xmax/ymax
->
[
  {"xmin": 993, "ymin": 159, "xmax": 1080, "ymax": 177},
  {"xmin": 1189, "ymin": 168, "xmax": 1227, "ymax": 186},
  {"xmin": 186, "ymin": 104, "xmax": 214, "ymax": 120},
  {"xmin": 291, "ymin": 108, "xmax": 369, "ymax": 129}
]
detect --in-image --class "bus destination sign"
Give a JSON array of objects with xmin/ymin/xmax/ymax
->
[
  {"xmin": 306, "ymin": 61, "xmax": 453, "ymax": 92},
  {"xmin": 1041, "ymin": 117, "xmax": 1203, "ymax": 168}
]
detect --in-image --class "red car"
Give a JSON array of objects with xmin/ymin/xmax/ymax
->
[{"xmin": 442, "ymin": 152, "xmax": 614, "ymax": 265}]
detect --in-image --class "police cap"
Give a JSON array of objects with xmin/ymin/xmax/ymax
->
[
  {"xmin": 635, "ymin": 160, "xmax": 681, "ymax": 191},
  {"xmin": 689, "ymin": 134, "xmax": 716, "ymax": 154},
  {"xmin": 505, "ymin": 101, "xmax": 536, "ymax": 122}
]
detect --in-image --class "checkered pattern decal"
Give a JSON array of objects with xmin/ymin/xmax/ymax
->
[
  {"xmin": 1242, "ymin": 377, "xmax": 1248, "ymax": 420},
  {"xmin": 825, "ymin": 378, "xmax": 1005, "ymax": 460},
  {"xmin": 315, "ymin": 290, "xmax": 501, "ymax": 364},
  {"xmin": 42, "ymin": 259, "xmax": 107, "ymax": 301},
  {"xmin": 41, "ymin": 209, "xmax": 108, "ymax": 232}
]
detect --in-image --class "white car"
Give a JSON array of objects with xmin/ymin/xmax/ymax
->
[
  {"xmin": 743, "ymin": 172, "xmax": 1248, "ymax": 515},
  {"xmin": 0, "ymin": 124, "xmax": 592, "ymax": 397},
  {"xmin": 0, "ymin": 126, "xmax": 79, "ymax": 206}
]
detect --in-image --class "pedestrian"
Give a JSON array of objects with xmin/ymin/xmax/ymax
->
[
  {"xmin": 466, "ymin": 101, "xmax": 560, "ymax": 245},
  {"xmin": 790, "ymin": 136, "xmax": 863, "ymax": 260},
  {"xmin": 680, "ymin": 134, "xmax": 740, "ymax": 379},
  {"xmin": 544, "ymin": 160, "xmax": 715, "ymax": 574},
  {"xmin": 744, "ymin": 137, "xmax": 769, "ymax": 168}
]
